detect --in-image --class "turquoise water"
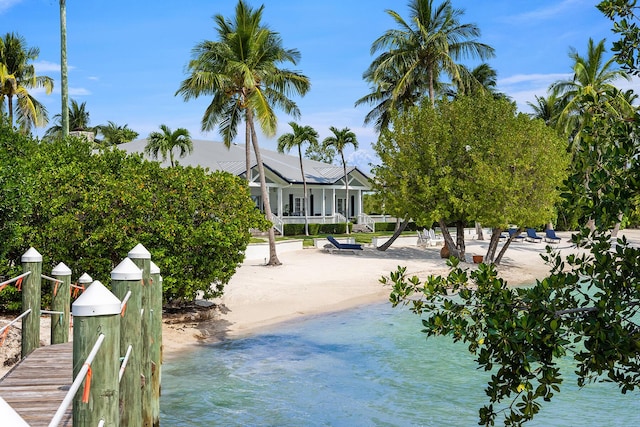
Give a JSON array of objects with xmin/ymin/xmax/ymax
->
[{"xmin": 160, "ymin": 303, "xmax": 640, "ymax": 426}]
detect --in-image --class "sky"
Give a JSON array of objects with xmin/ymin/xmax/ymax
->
[{"xmin": 2, "ymin": 0, "xmax": 637, "ymax": 173}]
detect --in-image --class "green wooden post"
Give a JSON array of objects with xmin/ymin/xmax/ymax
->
[
  {"xmin": 72, "ymin": 280, "xmax": 121, "ymax": 427},
  {"xmin": 128, "ymin": 243, "xmax": 152, "ymax": 427},
  {"xmin": 51, "ymin": 262, "xmax": 71, "ymax": 344},
  {"xmin": 111, "ymin": 258, "xmax": 143, "ymax": 427},
  {"xmin": 149, "ymin": 261, "xmax": 162, "ymax": 426},
  {"xmin": 21, "ymin": 247, "xmax": 42, "ymax": 359}
]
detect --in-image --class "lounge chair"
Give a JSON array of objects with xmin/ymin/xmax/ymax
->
[
  {"xmin": 544, "ymin": 229, "xmax": 561, "ymax": 244},
  {"xmin": 508, "ymin": 228, "xmax": 525, "ymax": 242},
  {"xmin": 525, "ymin": 228, "xmax": 543, "ymax": 243},
  {"xmin": 325, "ymin": 235, "xmax": 363, "ymax": 254}
]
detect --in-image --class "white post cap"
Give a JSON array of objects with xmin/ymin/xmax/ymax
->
[
  {"xmin": 150, "ymin": 261, "xmax": 160, "ymax": 275},
  {"xmin": 78, "ymin": 273, "xmax": 93, "ymax": 284},
  {"xmin": 52, "ymin": 262, "xmax": 72, "ymax": 276},
  {"xmin": 21, "ymin": 247, "xmax": 42, "ymax": 263},
  {"xmin": 111, "ymin": 258, "xmax": 143, "ymax": 281},
  {"xmin": 128, "ymin": 243, "xmax": 151, "ymax": 260},
  {"xmin": 72, "ymin": 281, "xmax": 121, "ymax": 317}
]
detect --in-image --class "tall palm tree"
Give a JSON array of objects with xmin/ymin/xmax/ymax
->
[
  {"xmin": 0, "ymin": 32, "xmax": 54, "ymax": 132},
  {"xmin": 550, "ymin": 38, "xmax": 632, "ymax": 145},
  {"xmin": 44, "ymin": 99, "xmax": 92, "ymax": 139},
  {"xmin": 176, "ymin": 0, "xmax": 310, "ymax": 266},
  {"xmin": 356, "ymin": 0, "xmax": 494, "ymax": 129},
  {"xmin": 323, "ymin": 127, "xmax": 358, "ymax": 234},
  {"xmin": 277, "ymin": 122, "xmax": 319, "ymax": 236},
  {"xmin": 60, "ymin": 0, "xmax": 69, "ymax": 138},
  {"xmin": 144, "ymin": 124, "xmax": 193, "ymax": 167}
]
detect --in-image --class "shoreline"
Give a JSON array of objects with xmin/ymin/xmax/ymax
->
[
  {"xmin": 4, "ymin": 229, "xmax": 639, "ymax": 376},
  {"xmin": 161, "ymin": 230, "xmax": 594, "ymax": 360}
]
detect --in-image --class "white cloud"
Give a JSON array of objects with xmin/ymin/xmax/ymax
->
[
  {"xmin": 34, "ymin": 60, "xmax": 60, "ymax": 73},
  {"xmin": 499, "ymin": 73, "xmax": 571, "ymax": 87},
  {"xmin": 0, "ymin": 0, "xmax": 21, "ymax": 14},
  {"xmin": 505, "ymin": 0, "xmax": 586, "ymax": 23},
  {"xmin": 69, "ymin": 87, "xmax": 91, "ymax": 96}
]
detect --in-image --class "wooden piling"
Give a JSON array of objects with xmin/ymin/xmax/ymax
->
[
  {"xmin": 149, "ymin": 261, "xmax": 162, "ymax": 426},
  {"xmin": 21, "ymin": 247, "xmax": 42, "ymax": 359},
  {"xmin": 111, "ymin": 258, "xmax": 143, "ymax": 427},
  {"xmin": 51, "ymin": 262, "xmax": 72, "ymax": 344},
  {"xmin": 128, "ymin": 243, "xmax": 153, "ymax": 427},
  {"xmin": 72, "ymin": 280, "xmax": 121, "ymax": 427}
]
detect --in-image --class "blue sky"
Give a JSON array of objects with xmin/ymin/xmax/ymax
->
[{"xmin": 2, "ymin": 0, "xmax": 636, "ymax": 172}]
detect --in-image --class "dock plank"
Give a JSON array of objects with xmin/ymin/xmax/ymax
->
[{"xmin": 0, "ymin": 342, "xmax": 73, "ymax": 427}]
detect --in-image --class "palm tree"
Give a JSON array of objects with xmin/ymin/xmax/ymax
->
[
  {"xmin": 356, "ymin": 0, "xmax": 494, "ymax": 129},
  {"xmin": 44, "ymin": 99, "xmax": 92, "ymax": 139},
  {"xmin": 59, "ymin": 0, "xmax": 69, "ymax": 138},
  {"xmin": 0, "ymin": 32, "xmax": 54, "ymax": 132},
  {"xmin": 176, "ymin": 0, "xmax": 310, "ymax": 266},
  {"xmin": 323, "ymin": 127, "xmax": 358, "ymax": 234},
  {"xmin": 526, "ymin": 93, "xmax": 564, "ymax": 128},
  {"xmin": 277, "ymin": 122, "xmax": 319, "ymax": 236},
  {"xmin": 550, "ymin": 38, "xmax": 632, "ymax": 145},
  {"xmin": 144, "ymin": 124, "xmax": 193, "ymax": 167},
  {"xmin": 95, "ymin": 121, "xmax": 139, "ymax": 145}
]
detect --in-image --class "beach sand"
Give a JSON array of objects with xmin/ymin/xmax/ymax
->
[
  {"xmin": 161, "ymin": 229, "xmax": 604, "ymax": 358},
  {"xmin": 3, "ymin": 229, "xmax": 639, "ymax": 377}
]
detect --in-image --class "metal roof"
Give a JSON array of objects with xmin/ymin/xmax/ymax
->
[{"xmin": 118, "ymin": 139, "xmax": 370, "ymax": 186}]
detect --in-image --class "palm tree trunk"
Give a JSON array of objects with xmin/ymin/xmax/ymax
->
[
  {"xmin": 341, "ymin": 152, "xmax": 349, "ymax": 234},
  {"xmin": 245, "ymin": 119, "xmax": 251, "ymax": 182},
  {"xmin": 248, "ymin": 110, "xmax": 281, "ymax": 266},
  {"xmin": 8, "ymin": 95, "xmax": 14, "ymax": 127},
  {"xmin": 298, "ymin": 146, "xmax": 309, "ymax": 236},
  {"xmin": 60, "ymin": 0, "xmax": 69, "ymax": 138}
]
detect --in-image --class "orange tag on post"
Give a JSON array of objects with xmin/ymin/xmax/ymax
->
[{"xmin": 82, "ymin": 365, "xmax": 92, "ymax": 403}]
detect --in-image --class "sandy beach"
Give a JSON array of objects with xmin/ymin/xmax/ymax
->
[
  {"xmin": 3, "ymin": 229, "xmax": 639, "ymax": 377},
  {"xmin": 162, "ymin": 229, "xmax": 624, "ymax": 359}
]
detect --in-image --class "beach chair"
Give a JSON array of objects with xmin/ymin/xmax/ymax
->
[
  {"xmin": 325, "ymin": 235, "xmax": 363, "ymax": 254},
  {"xmin": 417, "ymin": 230, "xmax": 429, "ymax": 246},
  {"xmin": 525, "ymin": 228, "xmax": 543, "ymax": 243},
  {"xmin": 508, "ymin": 228, "xmax": 525, "ymax": 242},
  {"xmin": 544, "ymin": 229, "xmax": 561, "ymax": 244},
  {"xmin": 429, "ymin": 229, "xmax": 444, "ymax": 245}
]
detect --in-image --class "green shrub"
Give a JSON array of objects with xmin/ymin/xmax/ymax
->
[{"xmin": 0, "ymin": 128, "xmax": 267, "ymax": 309}]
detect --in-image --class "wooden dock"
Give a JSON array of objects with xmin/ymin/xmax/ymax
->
[{"xmin": 0, "ymin": 342, "xmax": 73, "ymax": 426}]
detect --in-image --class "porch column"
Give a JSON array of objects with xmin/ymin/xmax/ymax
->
[
  {"xmin": 332, "ymin": 188, "xmax": 336, "ymax": 215},
  {"xmin": 357, "ymin": 189, "xmax": 362, "ymax": 216},
  {"xmin": 322, "ymin": 188, "xmax": 326, "ymax": 218},
  {"xmin": 277, "ymin": 187, "xmax": 283, "ymax": 217}
]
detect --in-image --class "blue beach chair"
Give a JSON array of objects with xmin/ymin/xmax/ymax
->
[
  {"xmin": 325, "ymin": 235, "xmax": 363, "ymax": 254},
  {"xmin": 544, "ymin": 229, "xmax": 561, "ymax": 244},
  {"xmin": 525, "ymin": 228, "xmax": 543, "ymax": 243},
  {"xmin": 508, "ymin": 228, "xmax": 525, "ymax": 242}
]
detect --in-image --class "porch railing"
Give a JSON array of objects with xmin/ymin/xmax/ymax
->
[
  {"xmin": 270, "ymin": 214, "xmax": 285, "ymax": 236},
  {"xmin": 357, "ymin": 213, "xmax": 375, "ymax": 232}
]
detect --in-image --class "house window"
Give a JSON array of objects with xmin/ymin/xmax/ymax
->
[
  {"xmin": 293, "ymin": 197, "xmax": 304, "ymax": 215},
  {"xmin": 336, "ymin": 198, "xmax": 346, "ymax": 216}
]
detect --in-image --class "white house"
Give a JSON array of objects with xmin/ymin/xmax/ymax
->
[{"xmin": 119, "ymin": 139, "xmax": 374, "ymax": 233}]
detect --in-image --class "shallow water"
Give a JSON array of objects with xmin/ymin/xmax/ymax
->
[{"xmin": 161, "ymin": 303, "xmax": 640, "ymax": 426}]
